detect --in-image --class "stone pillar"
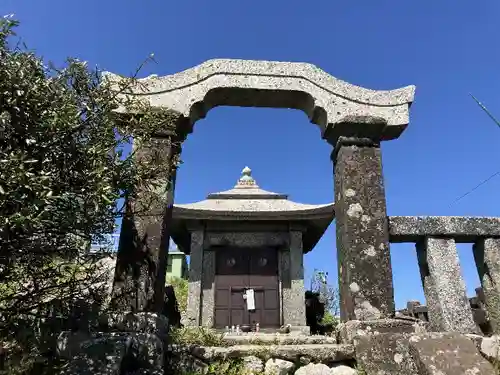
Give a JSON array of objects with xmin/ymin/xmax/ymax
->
[
  {"xmin": 111, "ymin": 133, "xmax": 182, "ymax": 313},
  {"xmin": 282, "ymin": 231, "xmax": 307, "ymax": 331},
  {"xmin": 201, "ymin": 249, "xmax": 216, "ymax": 327},
  {"xmin": 184, "ymin": 230, "xmax": 204, "ymax": 326},
  {"xmin": 332, "ymin": 130, "xmax": 394, "ymax": 321},
  {"xmin": 416, "ymin": 237, "xmax": 476, "ymax": 333},
  {"xmin": 473, "ymin": 238, "xmax": 500, "ymax": 334}
]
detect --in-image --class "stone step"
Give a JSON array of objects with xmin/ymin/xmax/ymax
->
[
  {"xmin": 189, "ymin": 344, "xmax": 355, "ymax": 364},
  {"xmin": 222, "ymin": 333, "xmax": 338, "ymax": 346}
]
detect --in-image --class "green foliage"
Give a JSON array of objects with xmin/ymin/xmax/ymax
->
[
  {"xmin": 0, "ymin": 16, "xmax": 179, "ymax": 374},
  {"xmin": 169, "ymin": 327, "xmax": 227, "ymax": 347},
  {"xmin": 310, "ymin": 269, "xmax": 339, "ymax": 316},
  {"xmin": 321, "ymin": 311, "xmax": 340, "ymax": 328},
  {"xmin": 204, "ymin": 359, "xmax": 247, "ymax": 375},
  {"xmin": 168, "ymin": 276, "xmax": 188, "ymax": 314}
]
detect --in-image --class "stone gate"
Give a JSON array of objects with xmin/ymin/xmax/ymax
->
[
  {"xmin": 104, "ymin": 58, "xmax": 415, "ymax": 320},
  {"xmin": 96, "ymin": 59, "xmax": 500, "ymax": 374}
]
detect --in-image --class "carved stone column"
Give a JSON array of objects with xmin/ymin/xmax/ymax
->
[
  {"xmin": 184, "ymin": 230, "xmax": 204, "ymax": 326},
  {"xmin": 416, "ymin": 237, "xmax": 476, "ymax": 333},
  {"xmin": 473, "ymin": 238, "xmax": 500, "ymax": 334},
  {"xmin": 330, "ymin": 117, "xmax": 395, "ymax": 321},
  {"xmin": 111, "ymin": 116, "xmax": 189, "ymax": 313}
]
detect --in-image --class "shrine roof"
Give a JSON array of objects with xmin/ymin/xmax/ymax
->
[{"xmin": 173, "ymin": 167, "xmax": 334, "ymax": 218}]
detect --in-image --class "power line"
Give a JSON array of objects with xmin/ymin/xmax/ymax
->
[
  {"xmin": 451, "ymin": 169, "xmax": 500, "ymax": 205},
  {"xmin": 450, "ymin": 94, "xmax": 500, "ymax": 205}
]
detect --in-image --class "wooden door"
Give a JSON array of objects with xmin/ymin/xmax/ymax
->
[{"xmin": 214, "ymin": 248, "xmax": 280, "ymax": 329}]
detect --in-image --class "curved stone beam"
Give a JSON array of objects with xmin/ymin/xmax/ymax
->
[{"xmin": 103, "ymin": 59, "xmax": 415, "ymax": 141}]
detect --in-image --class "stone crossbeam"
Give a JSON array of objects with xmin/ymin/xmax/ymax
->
[{"xmin": 389, "ymin": 216, "xmax": 500, "ymax": 243}]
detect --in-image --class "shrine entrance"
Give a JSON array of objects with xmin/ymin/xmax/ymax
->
[{"xmin": 214, "ymin": 247, "xmax": 280, "ymax": 329}]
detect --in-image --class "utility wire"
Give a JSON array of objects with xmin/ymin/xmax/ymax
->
[
  {"xmin": 451, "ymin": 94, "xmax": 500, "ymax": 205},
  {"xmin": 452, "ymin": 170, "xmax": 500, "ymax": 205},
  {"xmin": 470, "ymin": 94, "xmax": 500, "ymax": 128}
]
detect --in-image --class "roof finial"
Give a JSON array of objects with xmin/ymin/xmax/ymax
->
[
  {"xmin": 242, "ymin": 166, "xmax": 251, "ymax": 177},
  {"xmin": 235, "ymin": 166, "xmax": 258, "ymax": 188}
]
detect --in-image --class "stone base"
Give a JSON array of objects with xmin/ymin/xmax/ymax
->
[
  {"xmin": 355, "ymin": 332, "xmax": 497, "ymax": 375},
  {"xmin": 189, "ymin": 344, "xmax": 354, "ymax": 364},
  {"xmin": 287, "ymin": 325, "xmax": 311, "ymax": 336},
  {"xmin": 337, "ymin": 318, "xmax": 427, "ymax": 344},
  {"xmin": 58, "ymin": 331, "xmax": 164, "ymax": 375},
  {"xmin": 222, "ymin": 333, "xmax": 337, "ymax": 346}
]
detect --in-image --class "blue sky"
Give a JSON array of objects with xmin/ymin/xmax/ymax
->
[{"xmin": 5, "ymin": 0, "xmax": 500, "ymax": 309}]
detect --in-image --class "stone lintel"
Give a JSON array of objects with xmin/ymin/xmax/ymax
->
[
  {"xmin": 473, "ymin": 238, "xmax": 500, "ymax": 334},
  {"xmin": 104, "ymin": 59, "xmax": 414, "ymax": 139},
  {"xmin": 416, "ymin": 237, "xmax": 477, "ymax": 333},
  {"xmin": 204, "ymin": 231, "xmax": 289, "ymax": 250},
  {"xmin": 389, "ymin": 216, "xmax": 500, "ymax": 243}
]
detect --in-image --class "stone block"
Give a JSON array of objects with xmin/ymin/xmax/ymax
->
[
  {"xmin": 243, "ymin": 355, "xmax": 264, "ymax": 373},
  {"xmin": 60, "ymin": 332, "xmax": 164, "ymax": 375},
  {"xmin": 294, "ymin": 363, "xmax": 333, "ymax": 375},
  {"xmin": 409, "ymin": 332, "xmax": 496, "ymax": 375},
  {"xmin": 337, "ymin": 318, "xmax": 424, "ymax": 344},
  {"xmin": 222, "ymin": 333, "xmax": 338, "ymax": 346},
  {"xmin": 105, "ymin": 312, "xmax": 169, "ymax": 340},
  {"xmin": 265, "ymin": 358, "xmax": 295, "ymax": 375},
  {"xmin": 480, "ymin": 334, "xmax": 500, "ymax": 361},
  {"xmin": 56, "ymin": 331, "xmax": 91, "ymax": 359},
  {"xmin": 329, "ymin": 365, "xmax": 357, "ymax": 375},
  {"xmin": 354, "ymin": 333, "xmax": 417, "ymax": 375},
  {"xmin": 190, "ymin": 344, "xmax": 355, "ymax": 364}
]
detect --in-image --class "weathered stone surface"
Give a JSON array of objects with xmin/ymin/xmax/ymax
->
[
  {"xmin": 243, "ymin": 355, "xmax": 264, "ymax": 373},
  {"xmin": 474, "ymin": 238, "xmax": 500, "ymax": 334},
  {"xmin": 222, "ymin": 334, "xmax": 338, "ymax": 346},
  {"xmin": 184, "ymin": 230, "xmax": 203, "ymax": 326},
  {"xmin": 56, "ymin": 331, "xmax": 91, "ymax": 359},
  {"xmin": 60, "ymin": 332, "xmax": 163, "ymax": 375},
  {"xmin": 354, "ymin": 333, "xmax": 417, "ymax": 375},
  {"xmin": 294, "ymin": 363, "xmax": 333, "ymax": 375},
  {"xmin": 479, "ymin": 335, "xmax": 500, "ymax": 361},
  {"xmin": 201, "ymin": 249, "xmax": 216, "ymax": 327},
  {"xmin": 333, "ymin": 136, "xmax": 395, "ymax": 321},
  {"xmin": 416, "ymin": 237, "xmax": 477, "ymax": 333},
  {"xmin": 104, "ymin": 59, "xmax": 415, "ymax": 140},
  {"xmin": 105, "ymin": 312, "xmax": 169, "ymax": 340},
  {"xmin": 337, "ymin": 318, "xmax": 424, "ymax": 344},
  {"xmin": 282, "ymin": 231, "xmax": 307, "ymax": 328},
  {"xmin": 190, "ymin": 344, "xmax": 354, "ymax": 363},
  {"xmin": 329, "ymin": 365, "xmax": 356, "ymax": 375},
  {"xmin": 111, "ymin": 132, "xmax": 183, "ymax": 313},
  {"xmin": 389, "ymin": 216, "xmax": 500, "ymax": 243},
  {"xmin": 409, "ymin": 332, "xmax": 496, "ymax": 375},
  {"xmin": 265, "ymin": 358, "xmax": 295, "ymax": 375}
]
